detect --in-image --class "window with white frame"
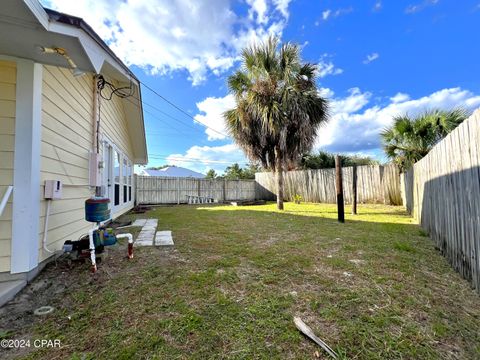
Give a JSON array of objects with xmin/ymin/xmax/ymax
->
[
  {"xmin": 114, "ymin": 150, "xmax": 121, "ymax": 206},
  {"xmin": 128, "ymin": 161, "xmax": 133, "ymax": 202},
  {"xmin": 104, "ymin": 140, "xmax": 134, "ymax": 209}
]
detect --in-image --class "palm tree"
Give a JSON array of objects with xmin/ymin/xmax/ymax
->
[
  {"xmin": 224, "ymin": 37, "xmax": 329, "ymax": 210},
  {"xmin": 205, "ymin": 169, "xmax": 217, "ymax": 179},
  {"xmin": 381, "ymin": 108, "xmax": 468, "ymax": 171}
]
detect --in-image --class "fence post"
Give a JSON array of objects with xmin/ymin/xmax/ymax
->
[
  {"xmin": 222, "ymin": 179, "xmax": 226, "ymax": 202},
  {"xmin": 335, "ymin": 155, "xmax": 345, "ymax": 223},
  {"xmin": 134, "ymin": 174, "xmax": 137, "ymax": 206},
  {"xmin": 177, "ymin": 178, "xmax": 180, "ymax": 205},
  {"xmin": 352, "ymin": 164, "xmax": 357, "ymax": 215}
]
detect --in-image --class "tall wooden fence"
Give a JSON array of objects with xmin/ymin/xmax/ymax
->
[
  {"xmin": 135, "ymin": 176, "xmax": 256, "ymax": 204},
  {"xmin": 401, "ymin": 109, "xmax": 480, "ymax": 292},
  {"xmin": 255, "ymin": 164, "xmax": 401, "ymax": 205}
]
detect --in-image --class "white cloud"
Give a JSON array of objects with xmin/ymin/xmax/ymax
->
[
  {"xmin": 172, "ymin": 87, "xmax": 480, "ymax": 170},
  {"xmin": 330, "ymin": 88, "xmax": 371, "ymax": 115},
  {"xmin": 316, "ymin": 87, "xmax": 480, "ymax": 153},
  {"xmin": 318, "ymin": 87, "xmax": 335, "ymax": 99},
  {"xmin": 390, "ymin": 93, "xmax": 410, "ymax": 103},
  {"xmin": 363, "ymin": 53, "xmax": 379, "ymax": 64},
  {"xmin": 317, "ymin": 55, "xmax": 343, "ymax": 78},
  {"xmin": 41, "ymin": 0, "xmax": 292, "ymax": 86},
  {"xmin": 405, "ymin": 0, "xmax": 439, "ymax": 14},
  {"xmin": 166, "ymin": 143, "xmax": 247, "ymax": 174},
  {"xmin": 247, "ymin": 0, "xmax": 269, "ymax": 24},
  {"xmin": 373, "ymin": 1, "xmax": 382, "ymax": 11},
  {"xmin": 316, "ymin": 7, "xmax": 353, "ymax": 25},
  {"xmin": 273, "ymin": 0, "xmax": 292, "ymax": 19},
  {"xmin": 195, "ymin": 94, "xmax": 236, "ymax": 141},
  {"xmin": 333, "ymin": 7, "xmax": 354, "ymax": 17}
]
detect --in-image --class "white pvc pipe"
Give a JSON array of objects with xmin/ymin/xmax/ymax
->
[
  {"xmin": 116, "ymin": 233, "xmax": 134, "ymax": 259},
  {"xmin": 88, "ymin": 224, "xmax": 99, "ymax": 272},
  {"xmin": 0, "ymin": 185, "xmax": 13, "ymax": 217},
  {"xmin": 42, "ymin": 199, "xmax": 54, "ymax": 254}
]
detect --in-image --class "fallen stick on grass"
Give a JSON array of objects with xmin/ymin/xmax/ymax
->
[{"xmin": 294, "ymin": 317, "xmax": 338, "ymax": 359}]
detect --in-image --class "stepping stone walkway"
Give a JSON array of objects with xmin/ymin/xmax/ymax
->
[
  {"xmin": 131, "ymin": 219, "xmax": 147, "ymax": 227},
  {"xmin": 133, "ymin": 219, "xmax": 174, "ymax": 247},
  {"xmin": 134, "ymin": 219, "xmax": 158, "ymax": 246},
  {"xmin": 155, "ymin": 231, "xmax": 174, "ymax": 246}
]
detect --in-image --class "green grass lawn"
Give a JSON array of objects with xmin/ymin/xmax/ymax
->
[{"xmin": 5, "ymin": 203, "xmax": 480, "ymax": 359}]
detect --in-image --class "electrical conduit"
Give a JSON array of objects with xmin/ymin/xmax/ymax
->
[{"xmin": 42, "ymin": 199, "xmax": 54, "ymax": 254}]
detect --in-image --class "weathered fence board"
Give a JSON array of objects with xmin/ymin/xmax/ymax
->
[
  {"xmin": 136, "ymin": 176, "xmax": 256, "ymax": 204},
  {"xmin": 255, "ymin": 164, "xmax": 401, "ymax": 205},
  {"xmin": 401, "ymin": 109, "xmax": 480, "ymax": 292}
]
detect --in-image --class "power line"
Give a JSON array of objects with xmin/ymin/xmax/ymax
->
[
  {"xmin": 140, "ymin": 81, "xmax": 229, "ymax": 138},
  {"xmin": 147, "ymin": 154, "xmax": 249, "ymax": 165}
]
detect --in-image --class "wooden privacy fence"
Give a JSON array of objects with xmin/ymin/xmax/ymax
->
[
  {"xmin": 401, "ymin": 109, "xmax": 480, "ymax": 292},
  {"xmin": 135, "ymin": 176, "xmax": 256, "ymax": 204},
  {"xmin": 255, "ymin": 164, "xmax": 401, "ymax": 205}
]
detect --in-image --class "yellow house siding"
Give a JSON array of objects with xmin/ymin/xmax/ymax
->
[
  {"xmin": 99, "ymin": 78, "xmax": 135, "ymax": 219},
  {"xmin": 100, "ymin": 79, "xmax": 134, "ymax": 157},
  {"xmin": 38, "ymin": 67, "xmax": 136, "ymax": 263},
  {"xmin": 0, "ymin": 60, "xmax": 16, "ymax": 272},
  {"xmin": 38, "ymin": 65, "xmax": 94, "ymax": 262}
]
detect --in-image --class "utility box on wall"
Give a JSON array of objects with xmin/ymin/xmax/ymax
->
[
  {"xmin": 44, "ymin": 180, "xmax": 62, "ymax": 199},
  {"xmin": 89, "ymin": 152, "xmax": 103, "ymax": 187}
]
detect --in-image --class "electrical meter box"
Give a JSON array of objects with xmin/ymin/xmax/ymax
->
[{"xmin": 44, "ymin": 180, "xmax": 63, "ymax": 199}]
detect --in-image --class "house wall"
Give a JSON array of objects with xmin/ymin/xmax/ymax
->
[
  {"xmin": 98, "ymin": 77, "xmax": 135, "ymax": 218},
  {"xmin": 0, "ymin": 60, "xmax": 16, "ymax": 272},
  {"xmin": 37, "ymin": 65, "xmax": 135, "ymax": 263}
]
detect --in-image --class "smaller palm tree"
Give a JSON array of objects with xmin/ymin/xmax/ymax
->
[{"xmin": 381, "ymin": 108, "xmax": 469, "ymax": 171}]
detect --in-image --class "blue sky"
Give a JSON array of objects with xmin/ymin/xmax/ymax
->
[{"xmin": 42, "ymin": 0, "xmax": 480, "ymax": 174}]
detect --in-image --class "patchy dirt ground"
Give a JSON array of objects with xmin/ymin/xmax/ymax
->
[
  {"xmin": 0, "ymin": 226, "xmax": 145, "ymax": 360},
  {"xmin": 1, "ymin": 203, "xmax": 479, "ymax": 360}
]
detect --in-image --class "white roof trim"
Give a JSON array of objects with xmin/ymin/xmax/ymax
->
[{"xmin": 23, "ymin": 0, "xmax": 49, "ymax": 29}]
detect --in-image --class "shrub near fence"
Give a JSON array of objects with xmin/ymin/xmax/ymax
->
[
  {"xmin": 401, "ymin": 109, "xmax": 480, "ymax": 292},
  {"xmin": 255, "ymin": 164, "xmax": 401, "ymax": 205},
  {"xmin": 135, "ymin": 176, "xmax": 256, "ymax": 204}
]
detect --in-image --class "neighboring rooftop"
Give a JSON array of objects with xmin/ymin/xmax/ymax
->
[{"xmin": 139, "ymin": 166, "xmax": 205, "ymax": 178}]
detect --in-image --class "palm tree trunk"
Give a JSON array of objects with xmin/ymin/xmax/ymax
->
[{"xmin": 275, "ymin": 147, "xmax": 284, "ymax": 210}]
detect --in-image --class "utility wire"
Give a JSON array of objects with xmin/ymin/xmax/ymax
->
[
  {"xmin": 97, "ymin": 73, "xmax": 230, "ymax": 138},
  {"xmin": 123, "ymin": 95, "xmax": 205, "ymax": 135},
  {"xmin": 147, "ymin": 154, "xmax": 249, "ymax": 165},
  {"xmin": 98, "ymin": 73, "xmax": 241, "ymax": 165},
  {"xmin": 140, "ymin": 81, "xmax": 229, "ymax": 138}
]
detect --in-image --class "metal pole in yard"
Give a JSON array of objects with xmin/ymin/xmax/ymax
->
[
  {"xmin": 335, "ymin": 155, "xmax": 345, "ymax": 223},
  {"xmin": 352, "ymin": 164, "xmax": 357, "ymax": 215}
]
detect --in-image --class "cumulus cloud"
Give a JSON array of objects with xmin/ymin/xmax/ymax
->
[
  {"xmin": 194, "ymin": 94, "xmax": 236, "ymax": 141},
  {"xmin": 390, "ymin": 93, "xmax": 410, "ymax": 103},
  {"xmin": 41, "ymin": 0, "xmax": 292, "ymax": 85},
  {"xmin": 316, "ymin": 87, "xmax": 480, "ymax": 153},
  {"xmin": 172, "ymin": 87, "xmax": 480, "ymax": 169},
  {"xmin": 363, "ymin": 53, "xmax": 379, "ymax": 64},
  {"xmin": 166, "ymin": 143, "xmax": 247, "ymax": 174}
]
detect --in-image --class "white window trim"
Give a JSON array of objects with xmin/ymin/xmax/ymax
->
[{"xmin": 102, "ymin": 137, "xmax": 134, "ymax": 217}]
